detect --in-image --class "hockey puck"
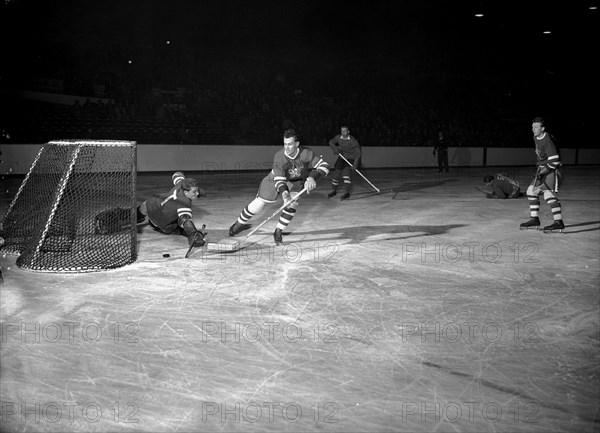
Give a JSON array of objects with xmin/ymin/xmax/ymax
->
[{"xmin": 163, "ymin": 253, "xmax": 170, "ymax": 258}]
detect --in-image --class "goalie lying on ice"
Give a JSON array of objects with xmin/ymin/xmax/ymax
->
[{"xmin": 136, "ymin": 172, "xmax": 207, "ymax": 247}]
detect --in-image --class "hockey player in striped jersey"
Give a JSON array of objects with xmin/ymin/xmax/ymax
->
[
  {"xmin": 229, "ymin": 128, "xmax": 329, "ymax": 244},
  {"xmin": 520, "ymin": 117, "xmax": 565, "ymax": 232},
  {"xmin": 137, "ymin": 172, "xmax": 207, "ymax": 247},
  {"xmin": 327, "ymin": 125, "xmax": 361, "ymax": 200}
]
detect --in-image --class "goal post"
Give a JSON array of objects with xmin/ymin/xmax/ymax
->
[{"xmin": 0, "ymin": 140, "xmax": 137, "ymax": 272}]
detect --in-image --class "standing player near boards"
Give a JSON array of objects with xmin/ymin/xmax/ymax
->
[
  {"xmin": 433, "ymin": 130, "xmax": 449, "ymax": 173},
  {"xmin": 327, "ymin": 125, "xmax": 361, "ymax": 200},
  {"xmin": 228, "ymin": 128, "xmax": 329, "ymax": 245},
  {"xmin": 520, "ymin": 117, "xmax": 565, "ymax": 232}
]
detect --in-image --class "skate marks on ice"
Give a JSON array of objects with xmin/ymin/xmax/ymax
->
[
  {"xmin": 390, "ymin": 179, "xmax": 458, "ymax": 194},
  {"xmin": 208, "ymin": 224, "xmax": 466, "ymax": 250},
  {"xmin": 182, "ymin": 223, "xmax": 466, "ymax": 261}
]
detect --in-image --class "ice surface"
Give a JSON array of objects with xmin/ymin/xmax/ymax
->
[{"xmin": 1, "ymin": 166, "xmax": 599, "ymax": 432}]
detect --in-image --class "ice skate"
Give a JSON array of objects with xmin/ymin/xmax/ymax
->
[
  {"xmin": 273, "ymin": 228, "xmax": 283, "ymax": 245},
  {"xmin": 229, "ymin": 221, "xmax": 243, "ymax": 237},
  {"xmin": 519, "ymin": 217, "xmax": 540, "ymax": 230},
  {"xmin": 327, "ymin": 190, "xmax": 337, "ymax": 198},
  {"xmin": 543, "ymin": 220, "xmax": 565, "ymax": 233},
  {"xmin": 340, "ymin": 192, "xmax": 350, "ymax": 201}
]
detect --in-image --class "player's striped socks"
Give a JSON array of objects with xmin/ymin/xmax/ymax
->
[
  {"xmin": 237, "ymin": 198, "xmax": 263, "ymax": 224},
  {"xmin": 527, "ymin": 196, "xmax": 540, "ymax": 217},
  {"xmin": 276, "ymin": 207, "xmax": 296, "ymax": 230},
  {"xmin": 343, "ymin": 175, "xmax": 351, "ymax": 191},
  {"xmin": 544, "ymin": 191, "xmax": 562, "ymax": 220}
]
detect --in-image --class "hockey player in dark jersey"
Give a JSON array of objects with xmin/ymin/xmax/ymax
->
[
  {"xmin": 483, "ymin": 173, "xmax": 521, "ymax": 199},
  {"xmin": 520, "ymin": 117, "xmax": 565, "ymax": 232},
  {"xmin": 229, "ymin": 128, "xmax": 329, "ymax": 244},
  {"xmin": 137, "ymin": 172, "xmax": 207, "ymax": 247},
  {"xmin": 327, "ymin": 126, "xmax": 361, "ymax": 200}
]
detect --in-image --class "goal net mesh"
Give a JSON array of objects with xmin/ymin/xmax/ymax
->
[{"xmin": 0, "ymin": 140, "xmax": 137, "ymax": 272}]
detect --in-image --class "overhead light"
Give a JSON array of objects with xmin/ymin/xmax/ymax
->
[
  {"xmin": 543, "ymin": 30, "xmax": 551, "ymax": 34},
  {"xmin": 474, "ymin": 13, "xmax": 484, "ymax": 17}
]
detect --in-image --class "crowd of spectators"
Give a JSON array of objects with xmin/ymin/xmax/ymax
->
[{"xmin": 3, "ymin": 36, "xmax": 547, "ymax": 148}]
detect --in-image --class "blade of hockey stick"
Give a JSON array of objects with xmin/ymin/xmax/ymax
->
[{"xmin": 475, "ymin": 186, "xmax": 490, "ymax": 195}]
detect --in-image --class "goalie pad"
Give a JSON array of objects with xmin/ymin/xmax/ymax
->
[{"xmin": 94, "ymin": 207, "xmax": 132, "ymax": 235}]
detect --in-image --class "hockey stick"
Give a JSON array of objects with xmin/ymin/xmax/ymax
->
[
  {"xmin": 185, "ymin": 224, "xmax": 206, "ymax": 259},
  {"xmin": 475, "ymin": 186, "xmax": 490, "ymax": 196},
  {"xmin": 207, "ymin": 187, "xmax": 308, "ymax": 251},
  {"xmin": 338, "ymin": 154, "xmax": 380, "ymax": 193}
]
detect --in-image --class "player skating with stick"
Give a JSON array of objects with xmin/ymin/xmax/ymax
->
[
  {"xmin": 227, "ymin": 128, "xmax": 329, "ymax": 245},
  {"xmin": 327, "ymin": 126, "xmax": 361, "ymax": 200}
]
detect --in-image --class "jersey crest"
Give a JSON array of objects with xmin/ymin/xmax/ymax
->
[{"xmin": 287, "ymin": 161, "xmax": 303, "ymax": 179}]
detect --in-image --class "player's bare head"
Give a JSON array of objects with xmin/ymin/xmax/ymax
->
[
  {"xmin": 181, "ymin": 178, "xmax": 201, "ymax": 199},
  {"xmin": 283, "ymin": 128, "xmax": 300, "ymax": 156},
  {"xmin": 283, "ymin": 128, "xmax": 299, "ymax": 142},
  {"xmin": 532, "ymin": 116, "xmax": 545, "ymax": 136},
  {"xmin": 341, "ymin": 126, "xmax": 349, "ymax": 135},
  {"xmin": 181, "ymin": 178, "xmax": 199, "ymax": 191}
]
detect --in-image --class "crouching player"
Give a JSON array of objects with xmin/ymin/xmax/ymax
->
[{"xmin": 137, "ymin": 172, "xmax": 207, "ymax": 247}]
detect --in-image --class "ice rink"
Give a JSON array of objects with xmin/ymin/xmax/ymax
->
[{"xmin": 1, "ymin": 165, "xmax": 599, "ymax": 432}]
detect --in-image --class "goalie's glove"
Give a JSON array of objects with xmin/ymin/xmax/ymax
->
[{"xmin": 182, "ymin": 218, "xmax": 206, "ymax": 247}]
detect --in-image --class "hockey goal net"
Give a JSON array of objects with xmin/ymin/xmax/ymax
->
[{"xmin": 0, "ymin": 140, "xmax": 137, "ymax": 272}]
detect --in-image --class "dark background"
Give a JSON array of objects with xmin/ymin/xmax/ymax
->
[{"xmin": 1, "ymin": 0, "xmax": 597, "ymax": 147}]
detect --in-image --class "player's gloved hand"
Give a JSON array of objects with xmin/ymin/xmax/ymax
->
[
  {"xmin": 182, "ymin": 218, "xmax": 206, "ymax": 247},
  {"xmin": 188, "ymin": 231, "xmax": 205, "ymax": 247},
  {"xmin": 333, "ymin": 147, "xmax": 340, "ymax": 155},
  {"xmin": 197, "ymin": 188, "xmax": 206, "ymax": 197},
  {"xmin": 304, "ymin": 176, "xmax": 316, "ymax": 194},
  {"xmin": 534, "ymin": 171, "xmax": 547, "ymax": 185}
]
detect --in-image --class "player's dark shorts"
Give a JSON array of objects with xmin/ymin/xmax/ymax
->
[
  {"xmin": 257, "ymin": 177, "xmax": 302, "ymax": 203},
  {"xmin": 528, "ymin": 170, "xmax": 560, "ymax": 194}
]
